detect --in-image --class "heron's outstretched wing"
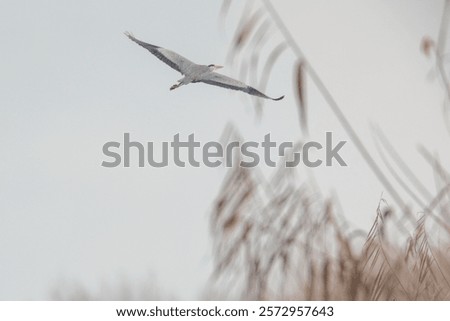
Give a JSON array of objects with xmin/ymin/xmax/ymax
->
[
  {"xmin": 199, "ymin": 72, "xmax": 284, "ymax": 101},
  {"xmin": 125, "ymin": 32, "xmax": 196, "ymax": 75}
]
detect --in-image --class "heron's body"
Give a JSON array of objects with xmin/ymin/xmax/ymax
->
[{"xmin": 125, "ymin": 32, "xmax": 284, "ymax": 101}]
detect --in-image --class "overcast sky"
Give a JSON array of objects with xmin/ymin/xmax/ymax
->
[{"xmin": 0, "ymin": 0, "xmax": 448, "ymax": 299}]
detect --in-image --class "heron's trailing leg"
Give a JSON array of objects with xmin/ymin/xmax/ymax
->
[
  {"xmin": 170, "ymin": 82, "xmax": 181, "ymax": 91},
  {"xmin": 170, "ymin": 76, "xmax": 192, "ymax": 91}
]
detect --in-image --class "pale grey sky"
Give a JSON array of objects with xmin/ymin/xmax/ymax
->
[{"xmin": 0, "ymin": 0, "xmax": 448, "ymax": 299}]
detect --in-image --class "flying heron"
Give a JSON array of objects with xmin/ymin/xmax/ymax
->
[{"xmin": 125, "ymin": 32, "xmax": 284, "ymax": 101}]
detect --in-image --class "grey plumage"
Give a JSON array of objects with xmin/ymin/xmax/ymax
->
[{"xmin": 125, "ymin": 32, "xmax": 284, "ymax": 101}]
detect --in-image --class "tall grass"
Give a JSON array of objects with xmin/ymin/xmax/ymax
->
[{"xmin": 207, "ymin": 126, "xmax": 450, "ymax": 300}]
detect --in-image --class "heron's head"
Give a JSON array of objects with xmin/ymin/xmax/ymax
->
[{"xmin": 208, "ymin": 64, "xmax": 224, "ymax": 71}]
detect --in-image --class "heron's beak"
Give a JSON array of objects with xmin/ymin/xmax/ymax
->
[{"xmin": 215, "ymin": 65, "xmax": 224, "ymax": 70}]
